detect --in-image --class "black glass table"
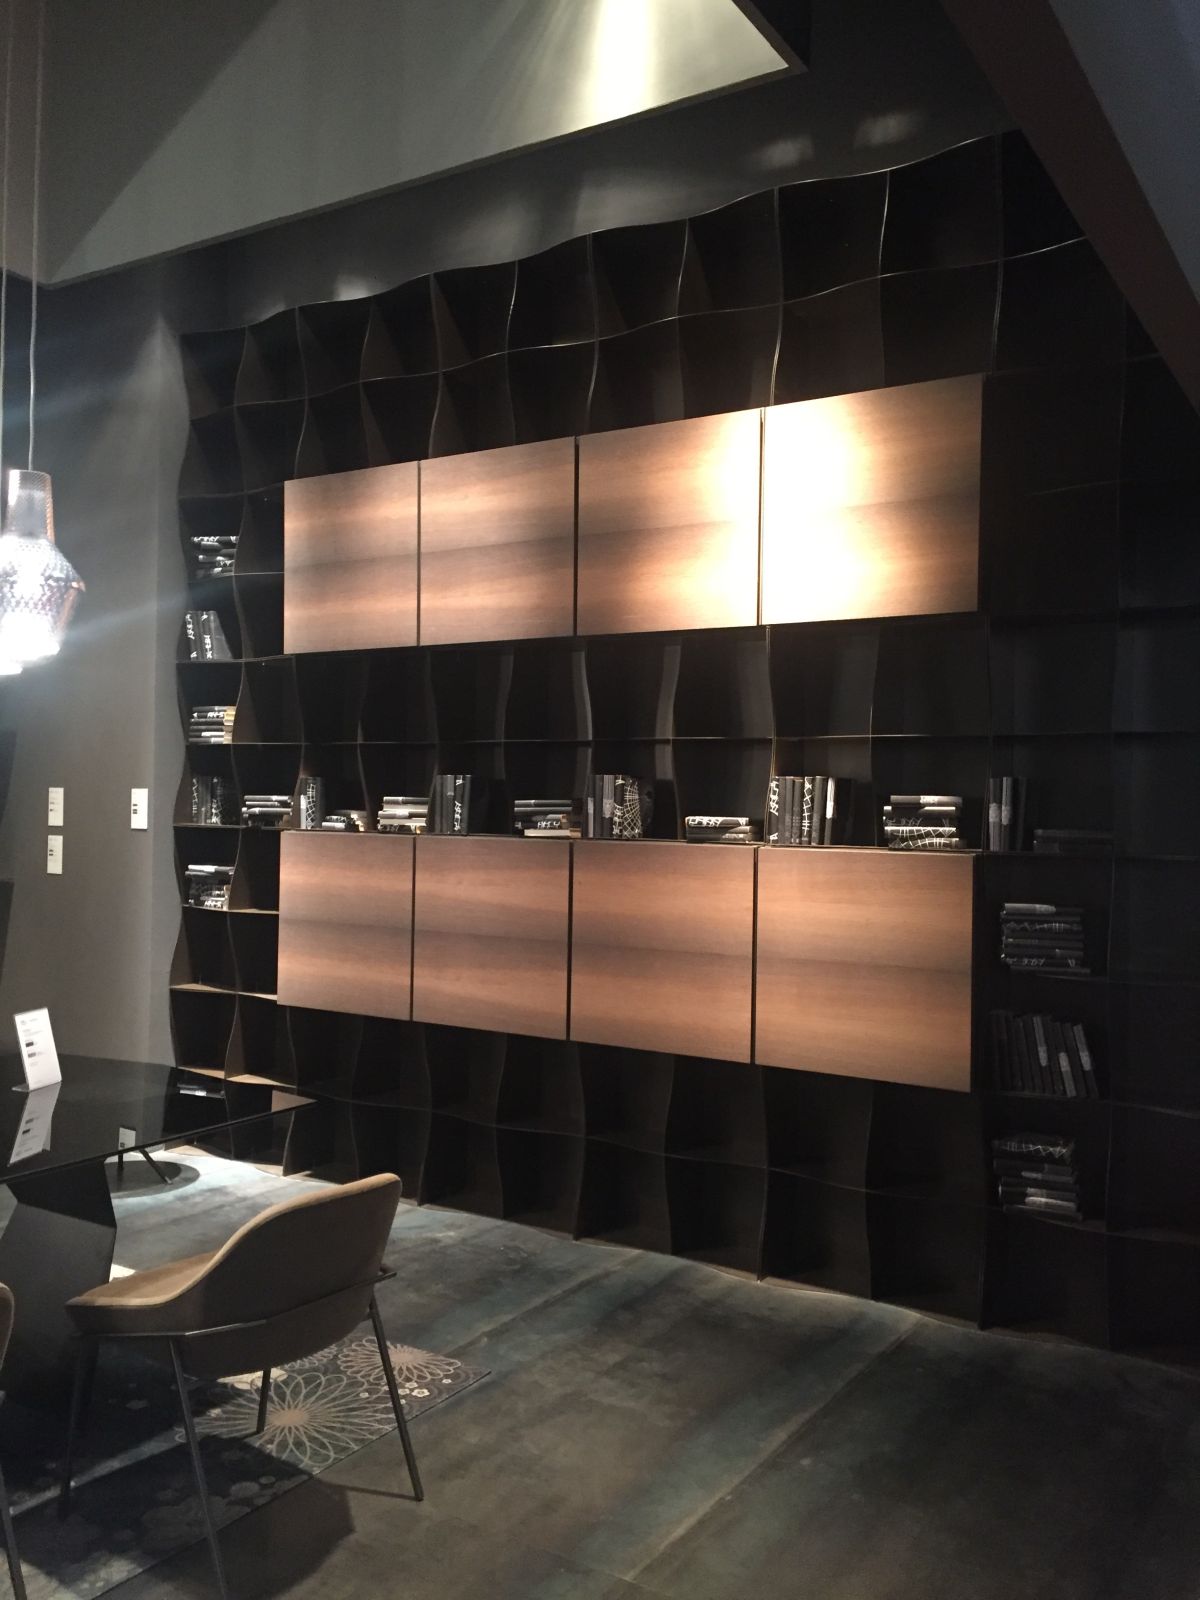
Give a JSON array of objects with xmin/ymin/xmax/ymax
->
[{"xmin": 0, "ymin": 1056, "xmax": 309, "ymax": 1396}]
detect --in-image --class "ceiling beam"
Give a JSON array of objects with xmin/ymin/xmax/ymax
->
[{"xmin": 940, "ymin": 0, "xmax": 1200, "ymax": 410}]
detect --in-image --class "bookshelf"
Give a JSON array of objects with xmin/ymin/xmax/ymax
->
[{"xmin": 171, "ymin": 129, "xmax": 1200, "ymax": 1364}]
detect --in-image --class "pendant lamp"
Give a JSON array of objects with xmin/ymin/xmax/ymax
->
[{"xmin": 0, "ymin": 0, "xmax": 83, "ymax": 668}]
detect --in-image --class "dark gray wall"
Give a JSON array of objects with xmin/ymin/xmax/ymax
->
[{"xmin": 0, "ymin": 0, "xmax": 1007, "ymax": 1063}]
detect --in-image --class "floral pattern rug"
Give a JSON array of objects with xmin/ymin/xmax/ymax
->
[{"xmin": 0, "ymin": 1336, "xmax": 486, "ymax": 1599}]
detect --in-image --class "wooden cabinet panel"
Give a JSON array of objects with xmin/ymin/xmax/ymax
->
[
  {"xmin": 761, "ymin": 375, "xmax": 982, "ymax": 624},
  {"xmin": 413, "ymin": 836, "xmax": 569, "ymax": 1038},
  {"xmin": 419, "ymin": 439, "xmax": 576, "ymax": 644},
  {"xmin": 577, "ymin": 411, "xmax": 761, "ymax": 635},
  {"xmin": 755, "ymin": 848, "xmax": 974, "ymax": 1090},
  {"xmin": 570, "ymin": 841, "xmax": 754, "ymax": 1061},
  {"xmin": 284, "ymin": 462, "xmax": 418, "ymax": 653},
  {"xmin": 278, "ymin": 833, "xmax": 413, "ymax": 1020}
]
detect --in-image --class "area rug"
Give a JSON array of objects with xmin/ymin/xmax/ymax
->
[{"xmin": 0, "ymin": 1334, "xmax": 487, "ymax": 1599}]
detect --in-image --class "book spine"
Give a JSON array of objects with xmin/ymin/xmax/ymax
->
[
  {"xmin": 823, "ymin": 776, "xmax": 836, "ymax": 846},
  {"xmin": 1013, "ymin": 1013, "xmax": 1034, "ymax": 1093},
  {"xmin": 780, "ymin": 777, "xmax": 794, "ymax": 848},
  {"xmin": 811, "ymin": 776, "xmax": 827, "ymax": 847},
  {"xmin": 987, "ymin": 778, "xmax": 999, "ymax": 853},
  {"xmin": 989, "ymin": 1010, "xmax": 1009, "ymax": 1091},
  {"xmin": 798, "ymin": 776, "xmax": 814, "ymax": 846},
  {"xmin": 766, "ymin": 777, "xmax": 780, "ymax": 845},
  {"xmin": 1072, "ymin": 1024, "xmax": 1099, "ymax": 1099}
]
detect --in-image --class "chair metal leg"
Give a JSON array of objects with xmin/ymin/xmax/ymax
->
[
  {"xmin": 255, "ymin": 1370, "xmax": 271, "ymax": 1436},
  {"xmin": 0, "ymin": 1459, "xmax": 26, "ymax": 1600},
  {"xmin": 137, "ymin": 1148, "xmax": 172, "ymax": 1186},
  {"xmin": 368, "ymin": 1293, "xmax": 423, "ymax": 1502},
  {"xmin": 169, "ymin": 1340, "xmax": 230, "ymax": 1600},
  {"xmin": 58, "ymin": 1337, "xmax": 97, "ymax": 1518}
]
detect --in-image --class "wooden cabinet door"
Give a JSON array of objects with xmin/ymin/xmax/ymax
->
[
  {"xmin": 570, "ymin": 840, "xmax": 755, "ymax": 1061},
  {"xmin": 284, "ymin": 462, "xmax": 418, "ymax": 652},
  {"xmin": 761, "ymin": 375, "xmax": 981, "ymax": 624},
  {"xmin": 755, "ymin": 847, "xmax": 974, "ymax": 1090},
  {"xmin": 577, "ymin": 410, "xmax": 761, "ymax": 635},
  {"xmin": 420, "ymin": 439, "xmax": 576, "ymax": 645},
  {"xmin": 278, "ymin": 833, "xmax": 413, "ymax": 1020},
  {"xmin": 413, "ymin": 835, "xmax": 570, "ymax": 1038}
]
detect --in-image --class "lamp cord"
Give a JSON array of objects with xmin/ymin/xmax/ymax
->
[
  {"xmin": 0, "ymin": 0, "xmax": 13, "ymax": 480},
  {"xmin": 27, "ymin": 0, "xmax": 44, "ymax": 469}
]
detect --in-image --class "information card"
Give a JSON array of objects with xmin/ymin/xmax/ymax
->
[{"xmin": 13, "ymin": 1007, "xmax": 62, "ymax": 1090}]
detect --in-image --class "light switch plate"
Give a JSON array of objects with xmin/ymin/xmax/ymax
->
[
  {"xmin": 130, "ymin": 787, "xmax": 149, "ymax": 830},
  {"xmin": 47, "ymin": 786, "xmax": 63, "ymax": 826},
  {"xmin": 46, "ymin": 835, "xmax": 62, "ymax": 874}
]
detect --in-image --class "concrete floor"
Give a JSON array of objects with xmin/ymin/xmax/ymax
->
[{"xmin": 62, "ymin": 1154, "xmax": 1200, "ymax": 1600}]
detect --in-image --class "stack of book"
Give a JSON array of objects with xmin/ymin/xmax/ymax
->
[
  {"xmin": 586, "ymin": 775, "xmax": 653, "ymax": 840},
  {"xmin": 298, "ymin": 777, "xmax": 325, "ymax": 831},
  {"xmin": 378, "ymin": 795, "xmax": 429, "ymax": 835},
  {"xmin": 430, "ymin": 775, "xmax": 473, "ymax": 835},
  {"xmin": 190, "ymin": 774, "xmax": 237, "ymax": 826},
  {"xmin": 1000, "ymin": 902, "xmax": 1089, "ymax": 973},
  {"xmin": 187, "ymin": 704, "xmax": 236, "ymax": 744},
  {"xmin": 184, "ymin": 610, "xmax": 233, "ymax": 661},
  {"xmin": 985, "ymin": 776, "xmax": 1026, "ymax": 851},
  {"xmin": 184, "ymin": 862, "xmax": 234, "ymax": 909},
  {"xmin": 191, "ymin": 533, "xmax": 237, "ymax": 576},
  {"xmin": 320, "ymin": 811, "xmax": 367, "ymax": 832},
  {"xmin": 883, "ymin": 794, "xmax": 963, "ymax": 850},
  {"xmin": 989, "ymin": 1010, "xmax": 1099, "ymax": 1097},
  {"xmin": 1033, "ymin": 829, "xmax": 1113, "ymax": 856},
  {"xmin": 685, "ymin": 815, "xmax": 761, "ymax": 844},
  {"xmin": 514, "ymin": 798, "xmax": 580, "ymax": 837},
  {"xmin": 242, "ymin": 793, "xmax": 293, "ymax": 828},
  {"xmin": 768, "ymin": 776, "xmax": 837, "ymax": 846},
  {"xmin": 992, "ymin": 1133, "xmax": 1082, "ymax": 1219}
]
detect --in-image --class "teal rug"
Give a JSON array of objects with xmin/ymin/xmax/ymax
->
[{"xmin": 1, "ymin": 1335, "xmax": 486, "ymax": 1598}]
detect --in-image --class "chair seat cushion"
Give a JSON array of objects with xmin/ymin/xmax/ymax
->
[{"xmin": 66, "ymin": 1251, "xmax": 217, "ymax": 1337}]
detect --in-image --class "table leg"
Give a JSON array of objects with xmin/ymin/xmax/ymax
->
[{"xmin": 0, "ymin": 1161, "xmax": 116, "ymax": 1397}]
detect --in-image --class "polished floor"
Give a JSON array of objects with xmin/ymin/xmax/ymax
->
[{"xmin": 42, "ymin": 1153, "xmax": 1200, "ymax": 1600}]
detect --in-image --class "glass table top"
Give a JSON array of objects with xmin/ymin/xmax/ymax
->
[{"xmin": 0, "ymin": 1056, "xmax": 309, "ymax": 1185}]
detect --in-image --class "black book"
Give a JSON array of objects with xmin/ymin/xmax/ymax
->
[
  {"xmin": 992, "ymin": 1161, "xmax": 1078, "ymax": 1189},
  {"xmin": 1013, "ymin": 1013, "xmax": 1035, "ymax": 1093},
  {"xmin": 1030, "ymin": 1014, "xmax": 1054, "ymax": 1097},
  {"xmin": 990, "ymin": 1010, "xmax": 1011, "ymax": 1091},
  {"xmin": 766, "ymin": 777, "xmax": 780, "ymax": 845},
  {"xmin": 810, "ymin": 777, "xmax": 826, "ymax": 847},
  {"xmin": 823, "ymin": 776, "xmax": 837, "ymax": 846},
  {"xmin": 780, "ymin": 776, "xmax": 794, "ymax": 848},
  {"xmin": 1072, "ymin": 1024, "xmax": 1099, "ymax": 1100},
  {"xmin": 1047, "ymin": 1017, "xmax": 1077, "ymax": 1098},
  {"xmin": 993, "ymin": 1133, "xmax": 1075, "ymax": 1162}
]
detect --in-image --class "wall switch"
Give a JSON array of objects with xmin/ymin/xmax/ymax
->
[
  {"xmin": 46, "ymin": 835, "xmax": 63, "ymax": 874},
  {"xmin": 130, "ymin": 787, "xmax": 149, "ymax": 830},
  {"xmin": 47, "ymin": 786, "xmax": 63, "ymax": 826}
]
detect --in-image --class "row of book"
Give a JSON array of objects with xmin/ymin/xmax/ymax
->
[
  {"xmin": 242, "ymin": 792, "xmax": 292, "ymax": 829},
  {"xmin": 191, "ymin": 532, "xmax": 237, "ymax": 577},
  {"xmin": 515, "ymin": 798, "xmax": 580, "ymax": 838},
  {"xmin": 1032, "ymin": 829, "xmax": 1113, "ymax": 856},
  {"xmin": 183, "ymin": 609, "xmax": 233, "ymax": 662},
  {"xmin": 188, "ymin": 704, "xmax": 236, "ymax": 744},
  {"xmin": 1000, "ymin": 902, "xmax": 1089, "ymax": 974},
  {"xmin": 992, "ymin": 1133, "xmax": 1082, "ymax": 1219},
  {"xmin": 585, "ymin": 774, "xmax": 653, "ymax": 840},
  {"xmin": 685, "ymin": 815, "xmax": 761, "ymax": 844},
  {"xmin": 990, "ymin": 1010, "xmax": 1099, "ymax": 1098},
  {"xmin": 767, "ymin": 776, "xmax": 837, "ymax": 846},
  {"xmin": 190, "ymin": 774, "xmax": 238, "ymax": 827},
  {"xmin": 184, "ymin": 862, "xmax": 233, "ymax": 909},
  {"xmin": 883, "ymin": 793, "xmax": 963, "ymax": 850},
  {"xmin": 379, "ymin": 795, "xmax": 429, "ymax": 835}
]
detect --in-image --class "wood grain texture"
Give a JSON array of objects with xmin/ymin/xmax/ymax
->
[
  {"xmin": 570, "ymin": 841, "xmax": 755, "ymax": 1061},
  {"xmin": 419, "ymin": 439, "xmax": 576, "ymax": 644},
  {"xmin": 577, "ymin": 410, "xmax": 761, "ymax": 635},
  {"xmin": 761, "ymin": 375, "xmax": 982, "ymax": 623},
  {"xmin": 412, "ymin": 835, "xmax": 570, "ymax": 1038},
  {"xmin": 755, "ymin": 848, "xmax": 974, "ymax": 1090},
  {"xmin": 277, "ymin": 833, "xmax": 413, "ymax": 1020},
  {"xmin": 284, "ymin": 463, "xmax": 418, "ymax": 653}
]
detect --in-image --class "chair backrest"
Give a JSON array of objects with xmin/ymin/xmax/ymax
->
[{"xmin": 168, "ymin": 1173, "xmax": 401, "ymax": 1376}]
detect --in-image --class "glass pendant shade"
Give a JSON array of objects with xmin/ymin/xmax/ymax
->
[{"xmin": 0, "ymin": 469, "xmax": 84, "ymax": 663}]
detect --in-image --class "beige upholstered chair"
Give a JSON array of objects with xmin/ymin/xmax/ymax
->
[
  {"xmin": 59, "ymin": 1174, "xmax": 420, "ymax": 1599},
  {"xmin": 0, "ymin": 1286, "xmax": 26, "ymax": 1600}
]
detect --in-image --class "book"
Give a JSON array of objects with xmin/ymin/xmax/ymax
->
[
  {"xmin": 299, "ymin": 776, "xmax": 325, "ymax": 831},
  {"xmin": 811, "ymin": 776, "xmax": 827, "ymax": 847},
  {"xmin": 1072, "ymin": 1024, "xmax": 1099, "ymax": 1099},
  {"xmin": 766, "ymin": 778, "xmax": 780, "ymax": 845}
]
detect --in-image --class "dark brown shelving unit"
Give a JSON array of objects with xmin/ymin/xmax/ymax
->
[{"xmin": 171, "ymin": 130, "xmax": 1200, "ymax": 1363}]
